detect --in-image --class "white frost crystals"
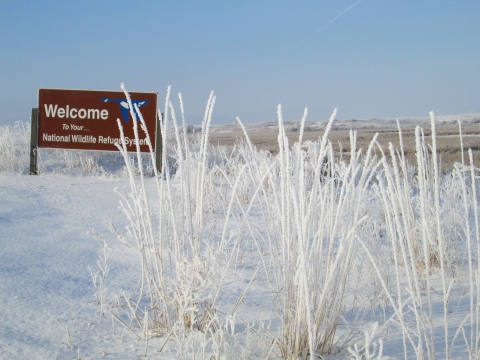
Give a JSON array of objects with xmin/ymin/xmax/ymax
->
[
  {"xmin": 0, "ymin": 121, "xmax": 30, "ymax": 173},
  {"xmin": 85, "ymin": 86, "xmax": 480, "ymax": 359}
]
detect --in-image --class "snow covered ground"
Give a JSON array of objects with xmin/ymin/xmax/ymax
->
[
  {"xmin": 0, "ymin": 172, "xmax": 474, "ymax": 359},
  {"xmin": 0, "ymin": 174, "xmax": 146, "ymax": 358},
  {"xmin": 1, "ymin": 106, "xmax": 480, "ymax": 359},
  {"xmin": 0, "ymin": 172, "xmax": 278, "ymax": 359}
]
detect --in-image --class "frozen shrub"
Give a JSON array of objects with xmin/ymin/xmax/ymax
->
[
  {"xmin": 0, "ymin": 121, "xmax": 30, "ymax": 173},
  {"xmin": 90, "ymin": 86, "xmax": 480, "ymax": 359}
]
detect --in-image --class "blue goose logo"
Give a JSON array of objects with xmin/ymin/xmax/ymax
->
[{"xmin": 101, "ymin": 97, "xmax": 150, "ymax": 123}]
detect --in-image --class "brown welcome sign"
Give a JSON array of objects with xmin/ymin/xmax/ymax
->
[
  {"xmin": 38, "ymin": 88, "xmax": 158, "ymax": 151},
  {"xmin": 29, "ymin": 88, "xmax": 161, "ymax": 174}
]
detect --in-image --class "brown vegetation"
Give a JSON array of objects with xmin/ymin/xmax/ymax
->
[{"xmin": 208, "ymin": 120, "xmax": 480, "ymax": 171}]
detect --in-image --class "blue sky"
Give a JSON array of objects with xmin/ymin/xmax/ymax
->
[{"xmin": 1, "ymin": 1, "xmax": 479, "ymax": 126}]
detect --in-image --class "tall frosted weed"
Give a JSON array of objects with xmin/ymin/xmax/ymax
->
[{"xmin": 362, "ymin": 113, "xmax": 480, "ymax": 359}]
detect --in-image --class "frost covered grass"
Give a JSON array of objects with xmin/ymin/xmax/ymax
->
[
  {"xmin": 2, "ymin": 89, "xmax": 480, "ymax": 359},
  {"xmin": 0, "ymin": 121, "xmax": 30, "ymax": 173},
  {"xmin": 0, "ymin": 121, "xmax": 159, "ymax": 176},
  {"xmin": 87, "ymin": 86, "xmax": 480, "ymax": 359}
]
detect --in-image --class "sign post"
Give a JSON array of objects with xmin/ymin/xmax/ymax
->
[
  {"xmin": 155, "ymin": 112, "xmax": 163, "ymax": 175},
  {"xmin": 29, "ymin": 108, "xmax": 39, "ymax": 175}
]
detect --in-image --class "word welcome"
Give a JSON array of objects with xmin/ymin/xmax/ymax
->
[{"xmin": 44, "ymin": 104, "xmax": 108, "ymax": 120}]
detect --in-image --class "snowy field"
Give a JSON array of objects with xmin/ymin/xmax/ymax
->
[{"xmin": 1, "ymin": 93, "xmax": 480, "ymax": 359}]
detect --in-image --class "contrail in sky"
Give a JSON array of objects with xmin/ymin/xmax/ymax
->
[{"xmin": 301, "ymin": 0, "xmax": 363, "ymax": 43}]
